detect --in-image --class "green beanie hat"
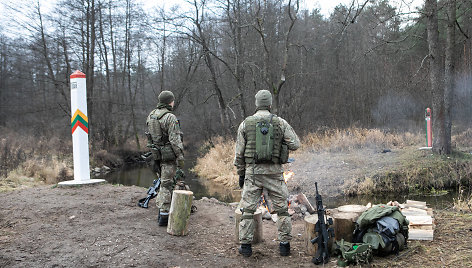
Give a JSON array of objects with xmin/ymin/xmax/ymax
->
[
  {"xmin": 158, "ymin": 90, "xmax": 175, "ymax": 105},
  {"xmin": 255, "ymin": 90, "xmax": 272, "ymax": 108}
]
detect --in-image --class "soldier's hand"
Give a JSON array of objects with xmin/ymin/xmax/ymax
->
[
  {"xmin": 239, "ymin": 175, "xmax": 245, "ymax": 188},
  {"xmin": 176, "ymin": 168, "xmax": 185, "ymax": 179},
  {"xmin": 177, "ymin": 159, "xmax": 185, "ymax": 169},
  {"xmin": 152, "ymin": 160, "xmax": 161, "ymax": 174}
]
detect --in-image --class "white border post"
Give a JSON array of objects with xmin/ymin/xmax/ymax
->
[{"xmin": 59, "ymin": 70, "xmax": 105, "ymax": 186}]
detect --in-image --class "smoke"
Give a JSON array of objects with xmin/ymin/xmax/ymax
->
[
  {"xmin": 452, "ymin": 74, "xmax": 472, "ymax": 129},
  {"xmin": 371, "ymin": 93, "xmax": 420, "ymax": 131}
]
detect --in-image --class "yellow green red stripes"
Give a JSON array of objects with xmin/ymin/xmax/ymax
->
[{"xmin": 71, "ymin": 109, "xmax": 88, "ymax": 134}]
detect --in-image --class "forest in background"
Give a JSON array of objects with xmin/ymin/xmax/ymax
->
[{"xmin": 0, "ymin": 0, "xmax": 471, "ymax": 150}]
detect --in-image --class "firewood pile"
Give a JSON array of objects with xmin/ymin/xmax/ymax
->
[
  {"xmin": 387, "ymin": 200, "xmax": 435, "ymax": 241},
  {"xmin": 259, "ymin": 192, "xmax": 316, "ymax": 222}
]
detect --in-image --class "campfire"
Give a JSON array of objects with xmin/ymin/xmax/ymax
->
[
  {"xmin": 283, "ymin": 170, "xmax": 295, "ymax": 183},
  {"xmin": 260, "ymin": 170, "xmax": 295, "ymax": 213}
]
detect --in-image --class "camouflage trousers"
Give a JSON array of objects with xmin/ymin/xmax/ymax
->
[
  {"xmin": 155, "ymin": 162, "xmax": 176, "ymax": 213},
  {"xmin": 239, "ymin": 173, "xmax": 291, "ymax": 244}
]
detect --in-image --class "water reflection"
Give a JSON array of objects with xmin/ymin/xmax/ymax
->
[
  {"xmin": 102, "ymin": 166, "xmax": 241, "ymax": 203},
  {"xmin": 318, "ymin": 191, "xmax": 456, "ymax": 210},
  {"xmin": 102, "ymin": 166, "xmax": 457, "ymax": 208}
]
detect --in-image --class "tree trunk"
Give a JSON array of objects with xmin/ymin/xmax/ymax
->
[
  {"xmin": 426, "ymin": 0, "xmax": 445, "ymax": 154},
  {"xmin": 444, "ymin": 0, "xmax": 456, "ymax": 155}
]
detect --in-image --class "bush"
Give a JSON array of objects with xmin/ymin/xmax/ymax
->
[{"xmin": 192, "ymin": 137, "xmax": 238, "ymax": 187}]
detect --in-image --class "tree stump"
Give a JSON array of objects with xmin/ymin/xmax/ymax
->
[
  {"xmin": 332, "ymin": 212, "xmax": 358, "ymax": 242},
  {"xmin": 304, "ymin": 214, "xmax": 334, "ymax": 255},
  {"xmin": 337, "ymin": 205, "xmax": 367, "ymax": 219},
  {"xmin": 235, "ymin": 208, "xmax": 263, "ymax": 244},
  {"xmin": 167, "ymin": 190, "xmax": 193, "ymax": 236}
]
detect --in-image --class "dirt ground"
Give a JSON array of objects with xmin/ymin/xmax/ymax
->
[
  {"xmin": 287, "ymin": 148, "xmax": 412, "ymax": 197},
  {"xmin": 1, "ymin": 183, "xmax": 471, "ymax": 267}
]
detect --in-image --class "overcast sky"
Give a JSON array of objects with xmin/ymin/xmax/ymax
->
[
  {"xmin": 0, "ymin": 0, "xmax": 424, "ymax": 17},
  {"xmin": 137, "ymin": 0, "xmax": 424, "ymax": 17}
]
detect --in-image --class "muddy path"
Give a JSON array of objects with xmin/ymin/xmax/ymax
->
[
  {"xmin": 0, "ymin": 184, "xmax": 314, "ymax": 267},
  {"xmin": 1, "ymin": 184, "xmax": 471, "ymax": 267}
]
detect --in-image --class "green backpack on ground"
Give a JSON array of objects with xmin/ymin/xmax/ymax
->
[
  {"xmin": 353, "ymin": 205, "xmax": 409, "ymax": 256},
  {"xmin": 334, "ymin": 239, "xmax": 373, "ymax": 266}
]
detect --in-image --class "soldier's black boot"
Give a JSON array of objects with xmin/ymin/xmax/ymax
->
[
  {"xmin": 158, "ymin": 212, "xmax": 169, "ymax": 226},
  {"xmin": 279, "ymin": 242, "xmax": 290, "ymax": 256},
  {"xmin": 238, "ymin": 243, "xmax": 252, "ymax": 257}
]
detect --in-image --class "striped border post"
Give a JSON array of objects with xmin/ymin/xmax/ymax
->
[
  {"xmin": 70, "ymin": 70, "xmax": 90, "ymax": 181},
  {"xmin": 425, "ymin": 108, "xmax": 432, "ymax": 147}
]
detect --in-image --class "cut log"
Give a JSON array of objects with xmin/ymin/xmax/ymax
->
[
  {"xmin": 304, "ymin": 214, "xmax": 334, "ymax": 255},
  {"xmin": 297, "ymin": 193, "xmax": 316, "ymax": 214},
  {"xmin": 337, "ymin": 204, "xmax": 367, "ymax": 220},
  {"xmin": 235, "ymin": 208, "xmax": 263, "ymax": 244},
  {"xmin": 332, "ymin": 212, "xmax": 358, "ymax": 242},
  {"xmin": 167, "ymin": 190, "xmax": 193, "ymax": 236}
]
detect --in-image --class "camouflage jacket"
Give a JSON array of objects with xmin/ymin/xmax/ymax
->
[
  {"xmin": 146, "ymin": 108, "xmax": 184, "ymax": 161},
  {"xmin": 234, "ymin": 110, "xmax": 300, "ymax": 175}
]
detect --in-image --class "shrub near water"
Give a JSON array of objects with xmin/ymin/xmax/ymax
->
[{"xmin": 193, "ymin": 137, "xmax": 238, "ymax": 187}]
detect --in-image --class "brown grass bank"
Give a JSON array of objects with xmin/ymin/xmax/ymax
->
[
  {"xmin": 0, "ymin": 128, "xmax": 147, "ymax": 192},
  {"xmin": 193, "ymin": 127, "xmax": 472, "ymax": 196}
]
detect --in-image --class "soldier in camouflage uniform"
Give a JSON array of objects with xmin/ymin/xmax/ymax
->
[
  {"xmin": 146, "ymin": 91, "xmax": 185, "ymax": 226},
  {"xmin": 234, "ymin": 90, "xmax": 300, "ymax": 257}
]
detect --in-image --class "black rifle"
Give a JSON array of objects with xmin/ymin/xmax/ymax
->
[
  {"xmin": 311, "ymin": 182, "xmax": 335, "ymax": 265},
  {"xmin": 137, "ymin": 178, "xmax": 161, "ymax": 208}
]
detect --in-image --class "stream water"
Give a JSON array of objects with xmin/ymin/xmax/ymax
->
[
  {"xmin": 101, "ymin": 165, "xmax": 241, "ymax": 203},
  {"xmin": 101, "ymin": 166, "xmax": 458, "ymax": 209}
]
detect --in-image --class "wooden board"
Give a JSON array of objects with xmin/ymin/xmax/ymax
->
[
  {"xmin": 297, "ymin": 193, "xmax": 316, "ymax": 214},
  {"xmin": 401, "ymin": 207, "xmax": 429, "ymax": 216},
  {"xmin": 408, "ymin": 229, "xmax": 434, "ymax": 241},
  {"xmin": 406, "ymin": 215, "xmax": 433, "ymax": 226}
]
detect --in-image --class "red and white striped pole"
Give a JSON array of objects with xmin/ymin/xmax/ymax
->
[
  {"xmin": 59, "ymin": 70, "xmax": 104, "ymax": 185},
  {"xmin": 425, "ymin": 108, "xmax": 432, "ymax": 147}
]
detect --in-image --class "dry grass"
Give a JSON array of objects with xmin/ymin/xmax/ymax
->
[
  {"xmin": 192, "ymin": 128, "xmax": 424, "ymax": 186},
  {"xmin": 301, "ymin": 128, "xmax": 423, "ymax": 153},
  {"xmin": 453, "ymin": 128, "xmax": 472, "ymax": 149},
  {"xmin": 453, "ymin": 185, "xmax": 472, "ymax": 212},
  {"xmin": 192, "ymin": 136, "xmax": 238, "ymax": 187},
  {"xmin": 0, "ymin": 128, "xmax": 73, "ymax": 191}
]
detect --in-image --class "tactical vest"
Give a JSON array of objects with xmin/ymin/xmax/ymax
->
[
  {"xmin": 148, "ymin": 108, "xmax": 176, "ymax": 162},
  {"xmin": 243, "ymin": 114, "xmax": 284, "ymax": 164}
]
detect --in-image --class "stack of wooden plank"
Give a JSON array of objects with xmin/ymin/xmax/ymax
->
[{"xmin": 400, "ymin": 200, "xmax": 434, "ymax": 241}]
